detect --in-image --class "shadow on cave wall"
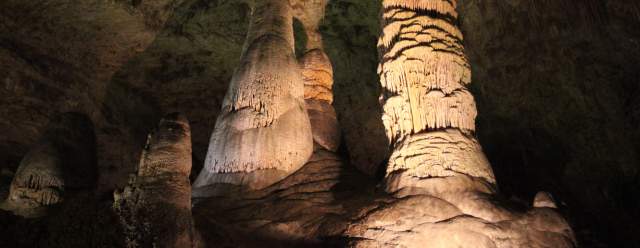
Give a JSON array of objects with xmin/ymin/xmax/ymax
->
[
  {"xmin": 321, "ymin": 0, "xmax": 390, "ymax": 178},
  {"xmin": 460, "ymin": 0, "xmax": 640, "ymax": 246}
]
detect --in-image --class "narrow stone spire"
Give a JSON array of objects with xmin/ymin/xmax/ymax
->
[
  {"xmin": 113, "ymin": 113, "xmax": 196, "ymax": 248},
  {"xmin": 294, "ymin": 0, "xmax": 340, "ymax": 153}
]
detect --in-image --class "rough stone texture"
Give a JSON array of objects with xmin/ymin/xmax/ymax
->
[
  {"xmin": 343, "ymin": 1, "xmax": 574, "ymax": 247},
  {"xmin": 1, "ymin": 112, "xmax": 96, "ymax": 218},
  {"xmin": 378, "ymin": 0, "xmax": 495, "ymax": 186},
  {"xmin": 346, "ymin": 174, "xmax": 576, "ymax": 248},
  {"xmin": 458, "ymin": 1, "xmax": 640, "ymax": 245},
  {"xmin": 322, "ymin": 1, "xmax": 390, "ymax": 176},
  {"xmin": 0, "ymin": 0, "xmax": 639, "ymax": 246},
  {"xmin": 1, "ymin": 141, "xmax": 65, "ymax": 218},
  {"xmin": 193, "ymin": 149, "xmax": 369, "ymax": 247},
  {"xmin": 0, "ymin": 0, "xmax": 184, "ymax": 193},
  {"xmin": 192, "ymin": 0, "xmax": 314, "ymax": 192},
  {"xmin": 114, "ymin": 113, "xmax": 196, "ymax": 248},
  {"xmin": 190, "ymin": 5, "xmax": 365, "ymax": 245}
]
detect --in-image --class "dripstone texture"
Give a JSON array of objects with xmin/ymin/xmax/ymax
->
[{"xmin": 0, "ymin": 0, "xmax": 639, "ymax": 246}]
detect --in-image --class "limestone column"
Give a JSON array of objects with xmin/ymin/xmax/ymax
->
[
  {"xmin": 113, "ymin": 113, "xmax": 195, "ymax": 248},
  {"xmin": 343, "ymin": 3, "xmax": 576, "ymax": 247},
  {"xmin": 377, "ymin": 0, "xmax": 496, "ymax": 193},
  {"xmin": 192, "ymin": 0, "xmax": 314, "ymax": 194}
]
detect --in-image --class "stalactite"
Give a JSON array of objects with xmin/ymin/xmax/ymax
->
[{"xmin": 346, "ymin": 3, "xmax": 575, "ymax": 246}]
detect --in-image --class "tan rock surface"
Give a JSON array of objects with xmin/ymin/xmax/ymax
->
[
  {"xmin": 113, "ymin": 113, "xmax": 197, "ymax": 248},
  {"xmin": 192, "ymin": 0, "xmax": 313, "ymax": 192}
]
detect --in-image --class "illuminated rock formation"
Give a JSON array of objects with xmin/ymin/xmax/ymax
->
[
  {"xmin": 192, "ymin": 0, "xmax": 313, "ymax": 193},
  {"xmin": 344, "ymin": 1, "xmax": 576, "ymax": 247},
  {"xmin": 291, "ymin": 0, "xmax": 340, "ymax": 153},
  {"xmin": 0, "ymin": 141, "xmax": 64, "ymax": 218},
  {"xmin": 0, "ymin": 113, "xmax": 96, "ymax": 218},
  {"xmin": 378, "ymin": 0, "xmax": 493, "ymax": 186},
  {"xmin": 191, "ymin": 2, "xmax": 367, "ymax": 245},
  {"xmin": 113, "ymin": 113, "xmax": 196, "ymax": 248},
  {"xmin": 301, "ymin": 50, "xmax": 340, "ymax": 152}
]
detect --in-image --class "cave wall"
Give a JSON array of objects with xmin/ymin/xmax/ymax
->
[
  {"xmin": 459, "ymin": 0, "xmax": 640, "ymax": 245},
  {"xmin": 0, "ymin": 0, "xmax": 639, "ymax": 246}
]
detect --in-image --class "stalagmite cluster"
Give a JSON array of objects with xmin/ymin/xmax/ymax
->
[
  {"xmin": 0, "ymin": 113, "xmax": 95, "ymax": 218},
  {"xmin": 189, "ymin": 1, "xmax": 371, "ymax": 246},
  {"xmin": 192, "ymin": 0, "xmax": 314, "ymax": 193},
  {"xmin": 0, "ymin": 1, "xmax": 585, "ymax": 247},
  {"xmin": 113, "ymin": 113, "xmax": 196, "ymax": 248},
  {"xmin": 343, "ymin": 1, "xmax": 576, "ymax": 247}
]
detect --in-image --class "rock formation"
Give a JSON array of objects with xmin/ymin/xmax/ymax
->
[
  {"xmin": 0, "ymin": 112, "xmax": 96, "ymax": 218},
  {"xmin": 295, "ymin": 0, "xmax": 340, "ymax": 153},
  {"xmin": 2, "ymin": 0, "xmax": 637, "ymax": 246},
  {"xmin": 192, "ymin": 0, "xmax": 314, "ymax": 193},
  {"xmin": 0, "ymin": 141, "xmax": 65, "ymax": 218},
  {"xmin": 301, "ymin": 50, "xmax": 340, "ymax": 153},
  {"xmin": 113, "ymin": 113, "xmax": 196, "ymax": 248},
  {"xmin": 377, "ymin": 0, "xmax": 493, "ymax": 185},
  {"xmin": 343, "ymin": 1, "xmax": 577, "ymax": 247},
  {"xmin": 190, "ymin": 2, "xmax": 372, "ymax": 246}
]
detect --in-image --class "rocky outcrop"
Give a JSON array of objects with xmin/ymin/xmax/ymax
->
[
  {"xmin": 0, "ymin": 112, "xmax": 96, "ymax": 218},
  {"xmin": 113, "ymin": 113, "xmax": 196, "ymax": 248},
  {"xmin": 0, "ymin": 140, "xmax": 65, "ymax": 218},
  {"xmin": 192, "ymin": 0, "xmax": 314, "ymax": 193}
]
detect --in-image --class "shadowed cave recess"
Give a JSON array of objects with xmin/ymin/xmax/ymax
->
[{"xmin": 0, "ymin": 0, "xmax": 639, "ymax": 247}]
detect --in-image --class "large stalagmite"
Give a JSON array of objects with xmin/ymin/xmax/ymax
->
[
  {"xmin": 192, "ymin": 0, "xmax": 313, "ymax": 194},
  {"xmin": 113, "ymin": 113, "xmax": 196, "ymax": 248},
  {"xmin": 378, "ymin": 0, "xmax": 494, "ymax": 188},
  {"xmin": 344, "ymin": 1, "xmax": 576, "ymax": 247},
  {"xmin": 190, "ymin": 1, "xmax": 368, "ymax": 245}
]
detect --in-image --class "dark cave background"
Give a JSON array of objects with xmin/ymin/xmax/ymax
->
[{"xmin": 0, "ymin": 0, "xmax": 638, "ymax": 247}]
